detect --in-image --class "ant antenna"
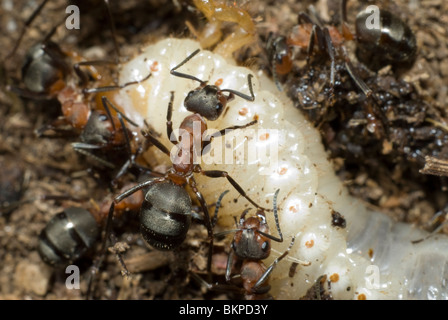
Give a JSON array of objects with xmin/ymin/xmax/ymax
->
[
  {"xmin": 212, "ymin": 190, "xmax": 230, "ymax": 227},
  {"xmin": 103, "ymin": 0, "xmax": 121, "ymax": 62},
  {"xmin": 221, "ymin": 74, "xmax": 255, "ymax": 102},
  {"xmin": 170, "ymin": 49, "xmax": 206, "ymax": 84},
  {"xmin": 5, "ymin": 0, "xmax": 50, "ymax": 60}
]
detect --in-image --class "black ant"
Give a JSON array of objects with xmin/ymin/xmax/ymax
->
[
  {"xmin": 266, "ymin": 1, "xmax": 417, "ymax": 137},
  {"xmin": 268, "ymin": 1, "xmax": 416, "ymax": 91},
  {"xmin": 38, "ymin": 182, "xmax": 144, "ymax": 267},
  {"xmin": 38, "ymin": 206, "xmax": 101, "ymax": 267},
  {"xmin": 194, "ymin": 189, "xmax": 297, "ymax": 300},
  {"xmin": 350, "ymin": 1, "xmax": 417, "ymax": 72}
]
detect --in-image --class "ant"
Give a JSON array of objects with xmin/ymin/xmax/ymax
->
[
  {"xmin": 38, "ymin": 182, "xmax": 144, "ymax": 267},
  {"xmin": 6, "ymin": 0, "xmax": 150, "ymax": 170},
  {"xmin": 268, "ymin": 1, "xmax": 416, "ymax": 91},
  {"xmin": 349, "ymin": 2, "xmax": 417, "ymax": 72},
  {"xmin": 170, "ymin": 48, "xmax": 259, "ymax": 152},
  {"xmin": 268, "ymin": 3, "xmax": 372, "ymax": 99},
  {"xmin": 193, "ymin": 189, "xmax": 297, "ymax": 300},
  {"xmin": 86, "ymin": 84, "xmax": 266, "ymax": 297}
]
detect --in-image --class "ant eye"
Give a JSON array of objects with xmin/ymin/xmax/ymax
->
[
  {"xmin": 98, "ymin": 114, "xmax": 108, "ymax": 122},
  {"xmin": 261, "ymin": 241, "xmax": 269, "ymax": 252},
  {"xmin": 215, "ymin": 102, "xmax": 223, "ymax": 112}
]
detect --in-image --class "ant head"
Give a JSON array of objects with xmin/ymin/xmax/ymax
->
[
  {"xmin": 80, "ymin": 111, "xmax": 113, "ymax": 146},
  {"xmin": 21, "ymin": 41, "xmax": 68, "ymax": 95},
  {"xmin": 232, "ymin": 212, "xmax": 271, "ymax": 261},
  {"xmin": 184, "ymin": 84, "xmax": 228, "ymax": 121}
]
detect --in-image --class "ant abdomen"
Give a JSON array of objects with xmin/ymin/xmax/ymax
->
[
  {"xmin": 21, "ymin": 42, "xmax": 69, "ymax": 95},
  {"xmin": 355, "ymin": 9, "xmax": 416, "ymax": 70},
  {"xmin": 140, "ymin": 181, "xmax": 192, "ymax": 251},
  {"xmin": 38, "ymin": 207, "xmax": 100, "ymax": 266}
]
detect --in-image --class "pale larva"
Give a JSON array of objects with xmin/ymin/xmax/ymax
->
[{"xmin": 113, "ymin": 38, "xmax": 448, "ymax": 300}]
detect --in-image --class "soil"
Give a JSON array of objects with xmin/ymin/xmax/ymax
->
[{"xmin": 0, "ymin": 0, "xmax": 447, "ymax": 300}]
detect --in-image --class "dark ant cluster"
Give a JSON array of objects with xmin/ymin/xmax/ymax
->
[{"xmin": 264, "ymin": 0, "xmax": 448, "ymax": 223}]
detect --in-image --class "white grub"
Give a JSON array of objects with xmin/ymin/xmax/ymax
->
[{"xmin": 117, "ymin": 38, "xmax": 448, "ymax": 299}]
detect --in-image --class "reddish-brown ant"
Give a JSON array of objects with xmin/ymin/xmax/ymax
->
[
  {"xmin": 7, "ymin": 0, "xmax": 150, "ymax": 170},
  {"xmin": 194, "ymin": 189, "xmax": 295, "ymax": 300}
]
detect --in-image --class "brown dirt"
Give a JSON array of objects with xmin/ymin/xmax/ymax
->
[{"xmin": 0, "ymin": 0, "xmax": 447, "ymax": 300}]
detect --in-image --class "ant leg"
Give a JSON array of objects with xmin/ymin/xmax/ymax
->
[
  {"xmin": 200, "ymin": 169, "xmax": 268, "ymax": 211},
  {"xmin": 166, "ymin": 91, "xmax": 178, "ymax": 145},
  {"xmin": 101, "ymin": 95, "xmax": 139, "ymax": 131},
  {"xmin": 340, "ymin": 0, "xmax": 353, "ymax": 39},
  {"xmin": 141, "ymin": 130, "xmax": 171, "ymax": 156},
  {"xmin": 71, "ymin": 142, "xmax": 116, "ymax": 169},
  {"xmin": 103, "ymin": 0, "xmax": 120, "ymax": 62},
  {"xmin": 201, "ymin": 119, "xmax": 257, "ymax": 154},
  {"xmin": 256, "ymin": 189, "xmax": 284, "ymax": 243},
  {"xmin": 225, "ymin": 250, "xmax": 236, "ymax": 283},
  {"xmin": 220, "ymin": 74, "xmax": 255, "ymax": 102},
  {"xmin": 110, "ymin": 112, "xmax": 138, "ymax": 183},
  {"xmin": 322, "ymin": 27, "xmax": 336, "ymax": 93},
  {"xmin": 189, "ymin": 176, "xmax": 214, "ymax": 279},
  {"xmin": 7, "ymin": 86, "xmax": 52, "ymax": 100},
  {"xmin": 73, "ymin": 60, "xmax": 118, "ymax": 87},
  {"xmin": 252, "ymin": 237, "xmax": 295, "ymax": 292},
  {"xmin": 298, "ymin": 12, "xmax": 323, "ymax": 64},
  {"xmin": 190, "ymin": 272, "xmax": 246, "ymax": 295},
  {"xmin": 342, "ymin": 51, "xmax": 373, "ymax": 98},
  {"xmin": 83, "ymin": 71, "xmax": 151, "ymax": 94},
  {"xmin": 170, "ymin": 49, "xmax": 206, "ymax": 84},
  {"xmin": 5, "ymin": 0, "xmax": 50, "ymax": 60}
]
